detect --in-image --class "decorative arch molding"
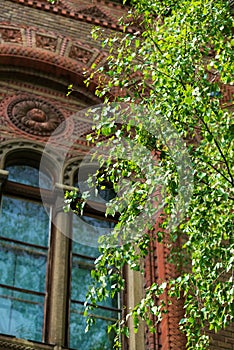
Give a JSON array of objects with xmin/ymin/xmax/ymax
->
[
  {"xmin": 63, "ymin": 156, "xmax": 83, "ymax": 186},
  {"xmin": 0, "ymin": 22, "xmax": 107, "ymax": 94},
  {"xmin": 63, "ymin": 157, "xmax": 102, "ymax": 186},
  {"xmin": 0, "ymin": 139, "xmax": 63, "ymax": 183}
]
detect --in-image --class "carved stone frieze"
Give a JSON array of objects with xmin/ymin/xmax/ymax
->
[
  {"xmin": 6, "ymin": 96, "xmax": 65, "ymax": 137},
  {"xmin": 0, "ymin": 27, "xmax": 22, "ymax": 44},
  {"xmin": 0, "ymin": 23, "xmax": 107, "ymax": 73},
  {"xmin": 35, "ymin": 33, "xmax": 58, "ymax": 52},
  {"xmin": 68, "ymin": 44, "xmax": 93, "ymax": 63}
]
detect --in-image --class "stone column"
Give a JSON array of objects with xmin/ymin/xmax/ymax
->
[{"xmin": 127, "ymin": 267, "xmax": 145, "ymax": 350}]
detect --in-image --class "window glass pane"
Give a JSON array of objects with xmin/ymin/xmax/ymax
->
[
  {"xmin": 0, "ymin": 196, "xmax": 50, "ymax": 247},
  {"xmin": 71, "ymin": 255, "xmax": 118, "ymax": 310},
  {"xmin": 70, "ymin": 215, "xmax": 119, "ymax": 349},
  {"xmin": 6, "ymin": 165, "xmax": 52, "ymax": 189},
  {"xmin": 72, "ymin": 215, "xmax": 114, "ymax": 252},
  {"xmin": 0, "ymin": 286, "xmax": 44, "ymax": 342},
  {"xmin": 71, "ymin": 255, "xmax": 94, "ymax": 302},
  {"xmin": 0, "ymin": 241, "xmax": 47, "ymax": 293},
  {"xmin": 73, "ymin": 240, "xmax": 99, "ymax": 258},
  {"xmin": 97, "ymin": 183, "xmax": 115, "ymax": 202},
  {"xmin": 70, "ymin": 303, "xmax": 117, "ymax": 350},
  {"xmin": 0, "ymin": 195, "xmax": 49, "ymax": 342}
]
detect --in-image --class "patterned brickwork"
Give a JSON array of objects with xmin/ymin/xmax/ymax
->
[
  {"xmin": 209, "ymin": 325, "xmax": 234, "ymax": 350},
  {"xmin": 0, "ymin": 22, "xmax": 106, "ymax": 70},
  {"xmin": 4, "ymin": 0, "xmax": 130, "ymax": 32},
  {"xmin": 154, "ymin": 234, "xmax": 187, "ymax": 350}
]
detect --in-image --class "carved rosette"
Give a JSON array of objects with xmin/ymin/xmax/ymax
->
[{"xmin": 7, "ymin": 97, "xmax": 65, "ymax": 136}]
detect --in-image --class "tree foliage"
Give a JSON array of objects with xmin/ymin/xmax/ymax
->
[{"xmin": 66, "ymin": 0, "xmax": 234, "ymax": 349}]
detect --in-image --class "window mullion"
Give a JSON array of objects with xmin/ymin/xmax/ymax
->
[{"xmin": 46, "ymin": 188, "xmax": 71, "ymax": 347}]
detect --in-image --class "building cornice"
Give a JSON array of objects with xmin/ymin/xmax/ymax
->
[{"xmin": 8, "ymin": 0, "xmax": 134, "ymax": 33}]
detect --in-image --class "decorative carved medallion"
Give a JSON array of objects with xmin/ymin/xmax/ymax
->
[{"xmin": 7, "ymin": 96, "xmax": 65, "ymax": 136}]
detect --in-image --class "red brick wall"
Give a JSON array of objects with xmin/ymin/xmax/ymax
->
[
  {"xmin": 209, "ymin": 325, "xmax": 234, "ymax": 350},
  {"xmin": 0, "ymin": 0, "xmax": 126, "ymax": 46},
  {"xmin": 0, "ymin": 1, "xmax": 233, "ymax": 349}
]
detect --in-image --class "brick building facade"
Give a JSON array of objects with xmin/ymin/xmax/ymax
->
[{"xmin": 0, "ymin": 1, "xmax": 233, "ymax": 350}]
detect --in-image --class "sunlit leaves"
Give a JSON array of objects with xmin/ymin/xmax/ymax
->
[{"xmin": 68, "ymin": 0, "xmax": 234, "ymax": 348}]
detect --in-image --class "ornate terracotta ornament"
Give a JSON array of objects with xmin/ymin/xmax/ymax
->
[
  {"xmin": 7, "ymin": 96, "xmax": 65, "ymax": 136},
  {"xmin": 69, "ymin": 44, "xmax": 93, "ymax": 63},
  {"xmin": 0, "ymin": 27, "xmax": 22, "ymax": 44},
  {"xmin": 61, "ymin": 1, "xmax": 114, "ymax": 22},
  {"xmin": 36, "ymin": 33, "xmax": 58, "ymax": 52}
]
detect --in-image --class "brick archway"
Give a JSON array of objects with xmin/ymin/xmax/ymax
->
[{"xmin": 0, "ymin": 22, "xmax": 107, "ymax": 94}]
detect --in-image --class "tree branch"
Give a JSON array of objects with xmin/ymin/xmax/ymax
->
[{"xmin": 199, "ymin": 116, "xmax": 234, "ymax": 186}]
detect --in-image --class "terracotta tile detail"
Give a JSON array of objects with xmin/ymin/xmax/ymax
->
[
  {"xmin": 36, "ymin": 33, "xmax": 58, "ymax": 52},
  {"xmin": 0, "ymin": 26, "xmax": 23, "ymax": 44}
]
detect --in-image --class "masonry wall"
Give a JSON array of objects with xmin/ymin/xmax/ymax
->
[
  {"xmin": 0, "ymin": 1, "xmax": 233, "ymax": 350},
  {"xmin": 0, "ymin": 0, "xmax": 125, "ymax": 48}
]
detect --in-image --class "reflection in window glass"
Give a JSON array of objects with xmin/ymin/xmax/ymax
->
[
  {"xmin": 70, "ymin": 216, "xmax": 119, "ymax": 350},
  {"xmin": 0, "ymin": 242, "xmax": 47, "ymax": 293},
  {"xmin": 0, "ymin": 195, "xmax": 50, "ymax": 341},
  {"xmin": 72, "ymin": 215, "xmax": 114, "ymax": 251},
  {"xmin": 0, "ymin": 287, "xmax": 44, "ymax": 341},
  {"xmin": 70, "ymin": 303, "xmax": 117, "ymax": 350},
  {"xmin": 0, "ymin": 196, "xmax": 50, "ymax": 247},
  {"xmin": 6, "ymin": 165, "xmax": 52, "ymax": 189}
]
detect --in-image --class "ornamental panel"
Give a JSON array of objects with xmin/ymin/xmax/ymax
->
[
  {"xmin": 77, "ymin": 5, "xmax": 113, "ymax": 21},
  {"xmin": 68, "ymin": 43, "xmax": 94, "ymax": 64},
  {"xmin": 0, "ymin": 26, "xmax": 23, "ymax": 45},
  {"xmin": 35, "ymin": 33, "xmax": 58, "ymax": 52},
  {"xmin": 62, "ymin": 1, "xmax": 114, "ymax": 21}
]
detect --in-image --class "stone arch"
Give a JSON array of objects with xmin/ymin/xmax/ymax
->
[
  {"xmin": 0, "ymin": 22, "xmax": 107, "ymax": 95},
  {"xmin": 63, "ymin": 156, "xmax": 84, "ymax": 186},
  {"xmin": 0, "ymin": 139, "xmax": 62, "ymax": 183}
]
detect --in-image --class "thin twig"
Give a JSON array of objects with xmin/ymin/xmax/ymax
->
[{"xmin": 199, "ymin": 116, "xmax": 234, "ymax": 186}]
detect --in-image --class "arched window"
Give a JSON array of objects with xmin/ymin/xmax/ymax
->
[
  {"xmin": 6, "ymin": 164, "xmax": 52, "ymax": 189},
  {"xmin": 0, "ymin": 163, "xmax": 53, "ymax": 342}
]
